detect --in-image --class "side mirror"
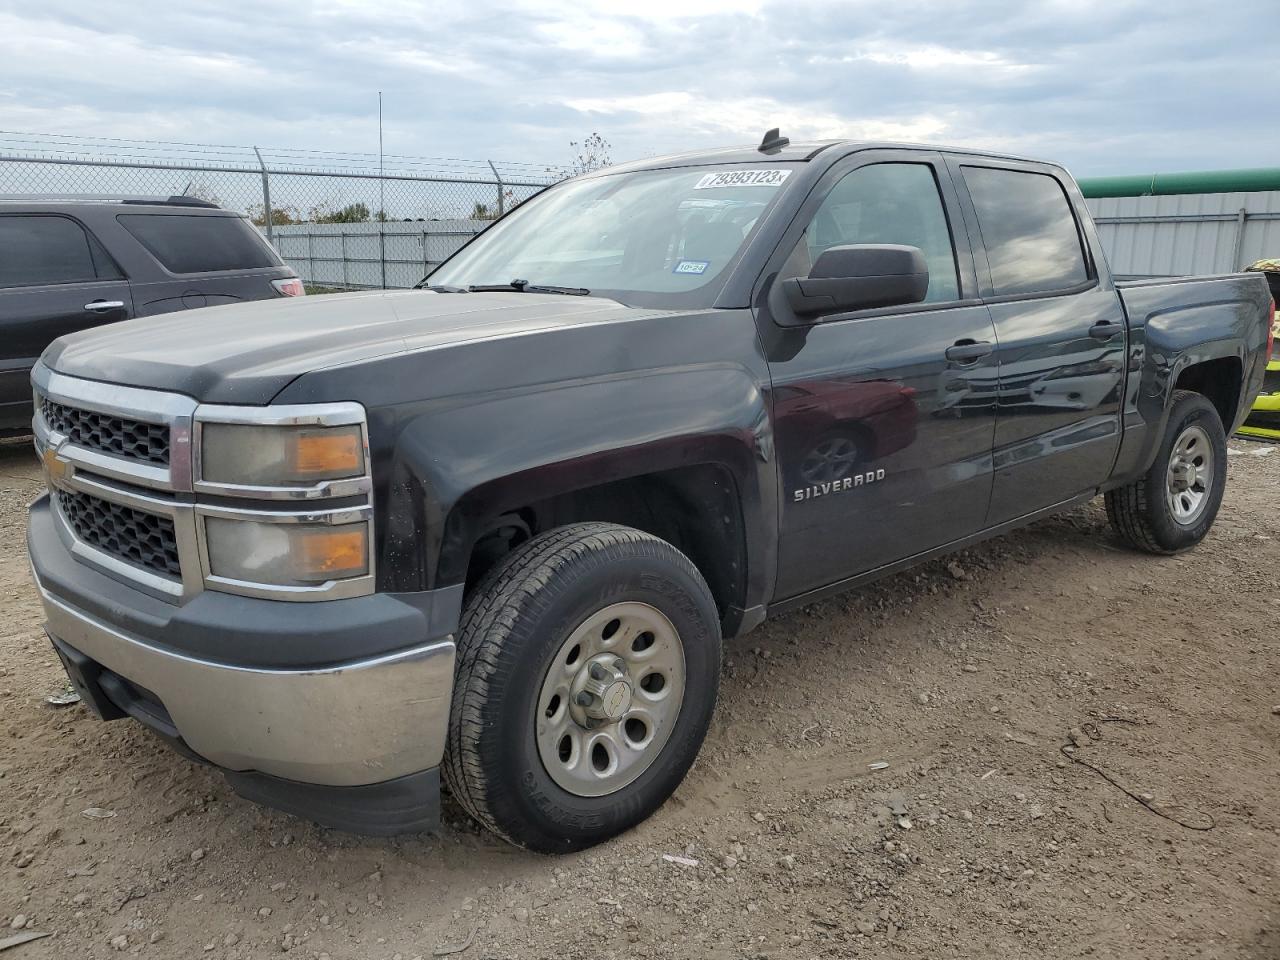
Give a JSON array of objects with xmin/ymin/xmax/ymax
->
[{"xmin": 781, "ymin": 244, "xmax": 929, "ymax": 320}]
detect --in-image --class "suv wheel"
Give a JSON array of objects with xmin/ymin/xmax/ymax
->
[
  {"xmin": 1105, "ymin": 389, "xmax": 1228, "ymax": 553},
  {"xmin": 443, "ymin": 522, "xmax": 720, "ymax": 852}
]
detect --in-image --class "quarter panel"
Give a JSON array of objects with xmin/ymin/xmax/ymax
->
[{"xmin": 1110, "ymin": 275, "xmax": 1271, "ymax": 483}]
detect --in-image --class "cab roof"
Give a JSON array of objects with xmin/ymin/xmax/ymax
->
[{"xmin": 596, "ymin": 138, "xmax": 1048, "ymax": 177}]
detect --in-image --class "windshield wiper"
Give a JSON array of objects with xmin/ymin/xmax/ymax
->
[
  {"xmin": 415, "ymin": 282, "xmax": 467, "ymax": 292},
  {"xmin": 468, "ymin": 279, "xmax": 590, "ymax": 296}
]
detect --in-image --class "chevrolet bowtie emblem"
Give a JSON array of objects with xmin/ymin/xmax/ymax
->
[{"xmin": 42, "ymin": 446, "xmax": 69, "ymax": 482}]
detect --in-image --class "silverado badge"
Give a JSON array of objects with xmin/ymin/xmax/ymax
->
[{"xmin": 793, "ymin": 468, "xmax": 886, "ymax": 502}]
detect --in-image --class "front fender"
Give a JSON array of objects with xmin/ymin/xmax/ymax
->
[{"xmin": 384, "ymin": 364, "xmax": 777, "ymax": 609}]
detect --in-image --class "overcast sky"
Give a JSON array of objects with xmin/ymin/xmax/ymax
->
[{"xmin": 0, "ymin": 0, "xmax": 1271, "ymax": 177}]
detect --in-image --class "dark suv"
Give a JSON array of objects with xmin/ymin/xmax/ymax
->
[{"xmin": 0, "ymin": 196, "xmax": 300, "ymax": 434}]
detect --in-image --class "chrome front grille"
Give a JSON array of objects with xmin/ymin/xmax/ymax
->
[
  {"xmin": 40, "ymin": 396, "xmax": 171, "ymax": 466},
  {"xmin": 54, "ymin": 488, "xmax": 181, "ymax": 580}
]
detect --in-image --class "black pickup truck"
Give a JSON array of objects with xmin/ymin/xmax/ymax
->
[{"xmin": 26, "ymin": 134, "xmax": 1272, "ymax": 852}]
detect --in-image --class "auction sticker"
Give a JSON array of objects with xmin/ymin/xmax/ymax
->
[
  {"xmin": 693, "ymin": 169, "xmax": 791, "ymax": 190},
  {"xmin": 674, "ymin": 260, "xmax": 710, "ymax": 275}
]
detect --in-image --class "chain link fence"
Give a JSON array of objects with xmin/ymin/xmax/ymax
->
[{"xmin": 0, "ymin": 132, "xmax": 559, "ymax": 289}]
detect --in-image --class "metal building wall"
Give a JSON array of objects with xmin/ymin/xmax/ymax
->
[{"xmin": 1086, "ymin": 191, "xmax": 1280, "ymax": 277}]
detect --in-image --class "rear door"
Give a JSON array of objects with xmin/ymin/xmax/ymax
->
[
  {"xmin": 0, "ymin": 214, "xmax": 132, "ymax": 429},
  {"xmin": 759, "ymin": 150, "xmax": 1000, "ymax": 598},
  {"xmin": 948, "ymin": 159, "xmax": 1127, "ymax": 524}
]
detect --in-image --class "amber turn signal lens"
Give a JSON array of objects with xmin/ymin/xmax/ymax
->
[
  {"xmin": 293, "ymin": 528, "xmax": 368, "ymax": 580},
  {"xmin": 291, "ymin": 430, "xmax": 362, "ymax": 476}
]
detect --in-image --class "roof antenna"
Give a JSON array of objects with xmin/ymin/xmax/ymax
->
[{"xmin": 758, "ymin": 127, "xmax": 789, "ymax": 154}]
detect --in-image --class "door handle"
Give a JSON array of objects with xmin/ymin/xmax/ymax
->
[
  {"xmin": 945, "ymin": 340, "xmax": 994, "ymax": 363},
  {"xmin": 1088, "ymin": 320, "xmax": 1120, "ymax": 340},
  {"xmin": 84, "ymin": 300, "xmax": 125, "ymax": 313}
]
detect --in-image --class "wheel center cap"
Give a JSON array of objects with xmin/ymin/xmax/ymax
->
[
  {"xmin": 600, "ymin": 680, "xmax": 632, "ymax": 721},
  {"xmin": 573, "ymin": 656, "xmax": 634, "ymax": 724},
  {"xmin": 1170, "ymin": 460, "xmax": 1191, "ymax": 492}
]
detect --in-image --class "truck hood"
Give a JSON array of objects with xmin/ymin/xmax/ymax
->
[{"xmin": 43, "ymin": 289, "xmax": 651, "ymax": 404}]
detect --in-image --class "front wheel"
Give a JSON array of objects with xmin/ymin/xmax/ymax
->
[
  {"xmin": 443, "ymin": 522, "xmax": 720, "ymax": 852},
  {"xmin": 1105, "ymin": 389, "xmax": 1228, "ymax": 553}
]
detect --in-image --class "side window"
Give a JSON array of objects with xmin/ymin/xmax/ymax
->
[
  {"xmin": 0, "ymin": 215, "xmax": 102, "ymax": 289},
  {"xmin": 781, "ymin": 162, "xmax": 960, "ymax": 304},
  {"xmin": 961, "ymin": 166, "xmax": 1089, "ymax": 297},
  {"xmin": 118, "ymin": 214, "xmax": 282, "ymax": 274}
]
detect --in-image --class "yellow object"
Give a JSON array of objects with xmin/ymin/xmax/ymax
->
[
  {"xmin": 293, "ymin": 527, "xmax": 368, "ymax": 578},
  {"xmin": 1239, "ymin": 262, "xmax": 1279, "ymax": 441},
  {"xmin": 1238, "ymin": 316, "xmax": 1280, "ymax": 441},
  {"xmin": 291, "ymin": 429, "xmax": 362, "ymax": 476}
]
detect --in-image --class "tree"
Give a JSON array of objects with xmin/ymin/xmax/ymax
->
[
  {"xmin": 309, "ymin": 202, "xmax": 371, "ymax": 224},
  {"xmin": 570, "ymin": 132, "xmax": 612, "ymax": 175},
  {"xmin": 547, "ymin": 132, "xmax": 613, "ymax": 181},
  {"xmin": 247, "ymin": 203, "xmax": 301, "ymax": 226}
]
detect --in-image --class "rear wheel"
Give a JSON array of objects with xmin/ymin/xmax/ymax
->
[
  {"xmin": 443, "ymin": 522, "xmax": 720, "ymax": 852},
  {"xmin": 1105, "ymin": 390, "xmax": 1228, "ymax": 553}
]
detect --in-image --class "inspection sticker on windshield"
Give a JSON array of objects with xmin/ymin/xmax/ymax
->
[
  {"xmin": 693, "ymin": 169, "xmax": 791, "ymax": 190},
  {"xmin": 674, "ymin": 260, "xmax": 710, "ymax": 275}
]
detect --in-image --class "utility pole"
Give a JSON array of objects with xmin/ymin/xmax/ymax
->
[{"xmin": 378, "ymin": 92, "xmax": 387, "ymax": 290}]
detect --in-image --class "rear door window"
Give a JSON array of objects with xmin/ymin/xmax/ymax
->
[
  {"xmin": 961, "ymin": 166, "xmax": 1089, "ymax": 297},
  {"xmin": 118, "ymin": 214, "xmax": 281, "ymax": 274},
  {"xmin": 0, "ymin": 215, "xmax": 104, "ymax": 288}
]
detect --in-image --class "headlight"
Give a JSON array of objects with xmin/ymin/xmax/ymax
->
[
  {"xmin": 200, "ymin": 422, "xmax": 365, "ymax": 486},
  {"xmin": 204, "ymin": 515, "xmax": 370, "ymax": 586}
]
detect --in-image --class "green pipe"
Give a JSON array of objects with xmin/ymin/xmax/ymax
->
[{"xmin": 1078, "ymin": 167, "xmax": 1280, "ymax": 198}]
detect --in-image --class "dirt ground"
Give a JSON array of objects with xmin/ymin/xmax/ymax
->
[{"xmin": 2, "ymin": 436, "xmax": 1278, "ymax": 960}]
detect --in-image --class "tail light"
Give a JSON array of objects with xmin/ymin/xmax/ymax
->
[{"xmin": 272, "ymin": 277, "xmax": 306, "ymax": 297}]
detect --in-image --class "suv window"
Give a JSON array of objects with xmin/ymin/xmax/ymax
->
[
  {"xmin": 780, "ymin": 162, "xmax": 960, "ymax": 304},
  {"xmin": 0, "ymin": 215, "xmax": 116, "ymax": 288},
  {"xmin": 961, "ymin": 166, "xmax": 1089, "ymax": 297},
  {"xmin": 118, "ymin": 214, "xmax": 281, "ymax": 274}
]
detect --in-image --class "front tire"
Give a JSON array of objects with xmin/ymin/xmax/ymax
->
[
  {"xmin": 443, "ymin": 522, "xmax": 720, "ymax": 852},
  {"xmin": 1105, "ymin": 389, "xmax": 1228, "ymax": 554}
]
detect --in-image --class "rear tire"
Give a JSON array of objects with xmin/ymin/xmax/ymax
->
[
  {"xmin": 443, "ymin": 522, "xmax": 720, "ymax": 853},
  {"xmin": 1105, "ymin": 389, "xmax": 1227, "ymax": 554}
]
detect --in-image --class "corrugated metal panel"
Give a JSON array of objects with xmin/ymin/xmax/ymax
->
[{"xmin": 1086, "ymin": 191, "xmax": 1280, "ymax": 276}]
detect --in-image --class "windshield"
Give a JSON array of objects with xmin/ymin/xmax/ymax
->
[{"xmin": 427, "ymin": 164, "xmax": 799, "ymax": 308}]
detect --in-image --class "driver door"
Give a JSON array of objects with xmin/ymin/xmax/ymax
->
[{"xmin": 758, "ymin": 152, "xmax": 1000, "ymax": 599}]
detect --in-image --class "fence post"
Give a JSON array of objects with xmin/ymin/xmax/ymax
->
[
  {"xmin": 1231, "ymin": 207, "xmax": 1247, "ymax": 270},
  {"xmin": 252, "ymin": 146, "xmax": 274, "ymax": 246},
  {"xmin": 487, "ymin": 160, "xmax": 504, "ymax": 217}
]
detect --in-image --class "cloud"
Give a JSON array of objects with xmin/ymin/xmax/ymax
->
[
  {"xmin": 564, "ymin": 92, "xmax": 948, "ymax": 144},
  {"xmin": 0, "ymin": 0, "xmax": 1273, "ymax": 178}
]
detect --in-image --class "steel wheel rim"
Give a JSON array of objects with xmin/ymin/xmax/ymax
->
[
  {"xmin": 1166, "ymin": 424, "xmax": 1213, "ymax": 525},
  {"xmin": 535, "ymin": 601, "xmax": 686, "ymax": 798}
]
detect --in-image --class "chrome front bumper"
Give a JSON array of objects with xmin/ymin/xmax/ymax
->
[{"xmin": 32, "ymin": 564, "xmax": 455, "ymax": 788}]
